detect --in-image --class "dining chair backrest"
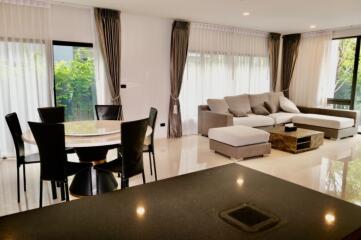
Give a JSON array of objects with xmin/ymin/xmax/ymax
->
[
  {"xmin": 5, "ymin": 113, "xmax": 25, "ymax": 164},
  {"xmin": 121, "ymin": 118, "xmax": 148, "ymax": 179},
  {"xmin": 38, "ymin": 107, "xmax": 65, "ymax": 123},
  {"xmin": 28, "ymin": 122, "xmax": 67, "ymax": 181},
  {"xmin": 95, "ymin": 105, "xmax": 123, "ymax": 120},
  {"xmin": 148, "ymin": 107, "xmax": 158, "ymax": 146}
]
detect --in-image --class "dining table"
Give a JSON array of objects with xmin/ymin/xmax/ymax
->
[{"xmin": 22, "ymin": 120, "xmax": 152, "ymax": 196}]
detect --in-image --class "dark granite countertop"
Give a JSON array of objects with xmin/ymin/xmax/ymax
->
[{"xmin": 1, "ymin": 163, "xmax": 361, "ymax": 240}]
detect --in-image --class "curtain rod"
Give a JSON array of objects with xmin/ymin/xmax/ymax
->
[
  {"xmin": 191, "ymin": 21, "xmax": 270, "ymax": 35},
  {"xmin": 51, "ymin": 1, "xmax": 93, "ymax": 9}
]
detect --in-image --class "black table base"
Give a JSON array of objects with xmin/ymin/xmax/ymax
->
[{"xmin": 69, "ymin": 146, "xmax": 118, "ymax": 196}]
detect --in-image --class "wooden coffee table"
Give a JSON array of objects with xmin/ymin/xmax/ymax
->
[{"xmin": 267, "ymin": 126, "xmax": 324, "ymax": 153}]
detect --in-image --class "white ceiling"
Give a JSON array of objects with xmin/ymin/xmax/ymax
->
[{"xmin": 54, "ymin": 0, "xmax": 361, "ymax": 33}]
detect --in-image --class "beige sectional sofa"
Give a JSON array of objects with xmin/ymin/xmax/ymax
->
[{"xmin": 198, "ymin": 92, "xmax": 360, "ymax": 139}]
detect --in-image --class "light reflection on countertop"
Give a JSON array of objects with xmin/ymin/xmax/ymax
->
[
  {"xmin": 324, "ymin": 213, "xmax": 336, "ymax": 225},
  {"xmin": 236, "ymin": 177, "xmax": 244, "ymax": 187},
  {"xmin": 136, "ymin": 206, "xmax": 146, "ymax": 217}
]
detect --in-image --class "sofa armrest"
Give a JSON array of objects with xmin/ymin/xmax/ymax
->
[
  {"xmin": 297, "ymin": 106, "xmax": 360, "ymax": 127},
  {"xmin": 198, "ymin": 107, "xmax": 233, "ymax": 136}
]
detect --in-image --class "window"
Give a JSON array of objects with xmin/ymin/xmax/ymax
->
[
  {"xmin": 180, "ymin": 23, "xmax": 270, "ymax": 135},
  {"xmin": 180, "ymin": 52, "xmax": 269, "ymax": 135},
  {"xmin": 53, "ymin": 41, "xmax": 97, "ymax": 121},
  {"xmin": 330, "ymin": 37, "xmax": 361, "ymax": 110}
]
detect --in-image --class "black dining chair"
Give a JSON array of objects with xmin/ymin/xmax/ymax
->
[
  {"xmin": 38, "ymin": 106, "xmax": 76, "ymax": 200},
  {"xmin": 37, "ymin": 106, "xmax": 65, "ymax": 123},
  {"xmin": 5, "ymin": 113, "xmax": 41, "ymax": 203},
  {"xmin": 143, "ymin": 107, "xmax": 158, "ymax": 181},
  {"xmin": 95, "ymin": 105, "xmax": 123, "ymax": 121},
  {"xmin": 94, "ymin": 118, "xmax": 148, "ymax": 190},
  {"xmin": 38, "ymin": 106, "xmax": 75, "ymax": 154},
  {"xmin": 28, "ymin": 122, "xmax": 92, "ymax": 208}
]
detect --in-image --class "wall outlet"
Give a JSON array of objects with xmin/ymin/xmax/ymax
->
[
  {"xmin": 120, "ymin": 84, "xmax": 127, "ymax": 88},
  {"xmin": 160, "ymin": 123, "xmax": 166, "ymax": 127}
]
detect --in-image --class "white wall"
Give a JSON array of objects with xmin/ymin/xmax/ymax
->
[
  {"xmin": 50, "ymin": 4, "xmax": 94, "ymax": 43},
  {"xmin": 333, "ymin": 26, "xmax": 361, "ymax": 39},
  {"xmin": 121, "ymin": 13, "xmax": 172, "ymax": 138}
]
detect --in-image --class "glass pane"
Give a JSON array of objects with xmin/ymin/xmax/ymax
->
[
  {"xmin": 53, "ymin": 45, "xmax": 97, "ymax": 121},
  {"xmin": 333, "ymin": 38, "xmax": 357, "ymax": 101}
]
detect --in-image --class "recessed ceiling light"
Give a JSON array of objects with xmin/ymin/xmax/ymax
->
[
  {"xmin": 243, "ymin": 12, "xmax": 250, "ymax": 16},
  {"xmin": 310, "ymin": 25, "xmax": 317, "ymax": 29}
]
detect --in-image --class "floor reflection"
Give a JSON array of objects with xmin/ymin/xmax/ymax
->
[
  {"xmin": 2, "ymin": 134, "xmax": 361, "ymax": 216},
  {"xmin": 240, "ymin": 134, "xmax": 361, "ymax": 206},
  {"xmin": 323, "ymin": 143, "xmax": 361, "ymax": 206}
]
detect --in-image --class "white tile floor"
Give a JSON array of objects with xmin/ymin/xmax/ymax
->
[{"xmin": 1, "ymin": 134, "xmax": 361, "ymax": 217}]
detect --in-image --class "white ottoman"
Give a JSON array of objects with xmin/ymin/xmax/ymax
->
[{"xmin": 208, "ymin": 125, "xmax": 271, "ymax": 159}]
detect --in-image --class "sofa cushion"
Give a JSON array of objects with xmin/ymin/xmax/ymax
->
[
  {"xmin": 228, "ymin": 109, "xmax": 248, "ymax": 117},
  {"xmin": 249, "ymin": 93, "xmax": 270, "ymax": 109},
  {"xmin": 252, "ymin": 105, "xmax": 270, "ymax": 115},
  {"xmin": 208, "ymin": 125, "xmax": 270, "ymax": 147},
  {"xmin": 224, "ymin": 94, "xmax": 251, "ymax": 114},
  {"xmin": 233, "ymin": 114, "xmax": 274, "ymax": 127},
  {"xmin": 269, "ymin": 92, "xmax": 284, "ymax": 112},
  {"xmin": 292, "ymin": 114, "xmax": 354, "ymax": 129},
  {"xmin": 280, "ymin": 96, "xmax": 300, "ymax": 113},
  {"xmin": 269, "ymin": 112, "xmax": 303, "ymax": 124},
  {"xmin": 207, "ymin": 99, "xmax": 229, "ymax": 114}
]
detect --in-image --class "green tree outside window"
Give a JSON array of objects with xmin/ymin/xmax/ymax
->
[{"xmin": 54, "ymin": 47, "xmax": 97, "ymax": 121}]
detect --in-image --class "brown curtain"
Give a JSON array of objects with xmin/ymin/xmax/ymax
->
[
  {"xmin": 268, "ymin": 33, "xmax": 281, "ymax": 91},
  {"xmin": 94, "ymin": 8, "xmax": 121, "ymax": 105},
  {"xmin": 168, "ymin": 21, "xmax": 190, "ymax": 138},
  {"xmin": 281, "ymin": 34, "xmax": 301, "ymax": 97}
]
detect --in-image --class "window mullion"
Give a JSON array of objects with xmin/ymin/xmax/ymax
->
[{"xmin": 350, "ymin": 37, "xmax": 361, "ymax": 110}]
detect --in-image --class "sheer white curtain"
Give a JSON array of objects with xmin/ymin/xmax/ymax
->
[
  {"xmin": 180, "ymin": 23, "xmax": 270, "ymax": 135},
  {"xmin": 91, "ymin": 7, "xmax": 112, "ymax": 106},
  {"xmin": 290, "ymin": 32, "xmax": 336, "ymax": 107},
  {"xmin": 0, "ymin": 0, "xmax": 51, "ymax": 157}
]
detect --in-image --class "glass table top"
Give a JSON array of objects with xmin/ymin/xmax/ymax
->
[{"xmin": 63, "ymin": 120, "xmax": 121, "ymax": 136}]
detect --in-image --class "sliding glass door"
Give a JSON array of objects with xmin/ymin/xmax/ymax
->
[
  {"xmin": 332, "ymin": 37, "xmax": 357, "ymax": 108},
  {"xmin": 330, "ymin": 37, "xmax": 361, "ymax": 108},
  {"xmin": 330, "ymin": 36, "xmax": 361, "ymax": 130},
  {"xmin": 53, "ymin": 41, "xmax": 97, "ymax": 121}
]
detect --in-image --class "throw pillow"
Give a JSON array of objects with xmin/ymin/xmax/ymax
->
[
  {"xmin": 279, "ymin": 96, "xmax": 300, "ymax": 113},
  {"xmin": 269, "ymin": 91, "xmax": 284, "ymax": 112},
  {"xmin": 264, "ymin": 101, "xmax": 277, "ymax": 113},
  {"xmin": 224, "ymin": 94, "xmax": 251, "ymax": 114},
  {"xmin": 207, "ymin": 99, "xmax": 229, "ymax": 114},
  {"xmin": 252, "ymin": 105, "xmax": 270, "ymax": 115},
  {"xmin": 228, "ymin": 109, "xmax": 248, "ymax": 117},
  {"xmin": 249, "ymin": 93, "xmax": 270, "ymax": 109}
]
